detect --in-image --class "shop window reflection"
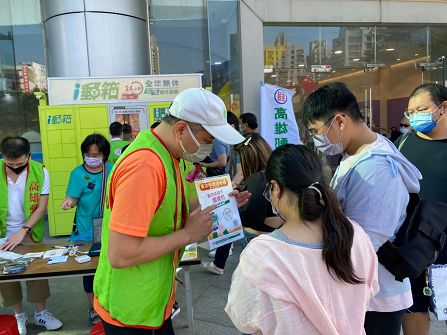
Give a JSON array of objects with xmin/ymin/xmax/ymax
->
[{"xmin": 0, "ymin": 0, "xmax": 46, "ymax": 142}]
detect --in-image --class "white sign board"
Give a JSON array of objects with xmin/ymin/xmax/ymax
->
[
  {"xmin": 47, "ymin": 74, "xmax": 202, "ymax": 105},
  {"xmin": 260, "ymin": 83, "xmax": 301, "ymax": 149},
  {"xmin": 108, "ymin": 103, "xmax": 149, "ymax": 140},
  {"xmin": 311, "ymin": 64, "xmax": 332, "ymax": 73},
  {"xmin": 195, "ymin": 175, "xmax": 244, "ymax": 250}
]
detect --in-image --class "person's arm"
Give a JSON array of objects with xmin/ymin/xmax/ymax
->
[
  {"xmin": 61, "ymin": 195, "xmax": 78, "ymax": 210},
  {"xmin": 201, "ymin": 141, "xmax": 228, "ymax": 169},
  {"xmin": 61, "ymin": 168, "xmax": 82, "ymax": 210},
  {"xmin": 2, "ymin": 169, "xmax": 51, "ymax": 250},
  {"xmin": 201, "ymin": 153, "xmax": 227, "ymax": 168},
  {"xmin": 232, "ymin": 163, "xmax": 243, "ymax": 187},
  {"xmin": 225, "ymin": 261, "xmax": 262, "ymax": 334},
  {"xmin": 105, "ymin": 152, "xmax": 216, "ymax": 268},
  {"xmin": 108, "ymin": 205, "xmax": 214, "ymax": 268},
  {"xmin": 1, "ymin": 195, "xmax": 50, "ymax": 251}
]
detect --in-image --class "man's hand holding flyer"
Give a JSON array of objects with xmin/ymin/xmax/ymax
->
[{"xmin": 195, "ymin": 175, "xmax": 244, "ymax": 249}]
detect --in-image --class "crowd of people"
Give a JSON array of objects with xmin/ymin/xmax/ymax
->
[{"xmin": 0, "ymin": 83, "xmax": 446, "ymax": 335}]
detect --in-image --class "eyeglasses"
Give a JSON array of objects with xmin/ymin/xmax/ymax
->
[
  {"xmin": 400, "ymin": 123, "xmax": 410, "ymax": 128},
  {"xmin": 404, "ymin": 103, "xmax": 441, "ymax": 119},
  {"xmin": 263, "ymin": 182, "xmax": 272, "ymax": 202},
  {"xmin": 306, "ymin": 115, "xmax": 336, "ymax": 137}
]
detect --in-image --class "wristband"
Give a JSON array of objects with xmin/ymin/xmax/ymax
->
[{"xmin": 21, "ymin": 226, "xmax": 32, "ymax": 234}]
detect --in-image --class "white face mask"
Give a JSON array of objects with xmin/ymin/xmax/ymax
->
[
  {"xmin": 263, "ymin": 183, "xmax": 286, "ymax": 222},
  {"xmin": 313, "ymin": 117, "xmax": 344, "ymax": 156},
  {"xmin": 179, "ymin": 125, "xmax": 213, "ymax": 163}
]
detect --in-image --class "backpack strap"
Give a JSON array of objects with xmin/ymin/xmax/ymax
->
[{"xmin": 397, "ymin": 132, "xmax": 412, "ymax": 151}]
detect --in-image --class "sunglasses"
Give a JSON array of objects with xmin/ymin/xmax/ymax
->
[{"xmin": 400, "ymin": 123, "xmax": 410, "ymax": 128}]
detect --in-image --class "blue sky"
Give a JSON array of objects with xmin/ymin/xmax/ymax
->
[{"xmin": 0, "ymin": 24, "xmax": 45, "ymax": 66}]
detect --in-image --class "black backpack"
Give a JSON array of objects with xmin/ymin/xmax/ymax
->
[
  {"xmin": 377, "ymin": 132, "xmax": 447, "ymax": 282},
  {"xmin": 377, "ymin": 193, "xmax": 447, "ymax": 282}
]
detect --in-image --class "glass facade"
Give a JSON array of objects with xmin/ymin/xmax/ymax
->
[
  {"xmin": 0, "ymin": 0, "xmax": 46, "ymax": 148},
  {"xmin": 3, "ymin": 1, "xmax": 447, "ymax": 151},
  {"xmin": 149, "ymin": 0, "xmax": 241, "ymax": 115},
  {"xmin": 263, "ymin": 25, "xmax": 447, "ymax": 144},
  {"xmin": 0, "ymin": 0, "xmax": 242, "ymax": 146}
]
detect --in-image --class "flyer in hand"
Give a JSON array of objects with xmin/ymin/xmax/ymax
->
[{"xmin": 195, "ymin": 175, "xmax": 244, "ymax": 249}]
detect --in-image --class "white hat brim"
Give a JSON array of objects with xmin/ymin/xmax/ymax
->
[{"xmin": 202, "ymin": 123, "xmax": 245, "ymax": 145}]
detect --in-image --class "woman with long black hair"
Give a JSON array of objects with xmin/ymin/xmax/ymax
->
[{"xmin": 226, "ymin": 144, "xmax": 379, "ymax": 334}]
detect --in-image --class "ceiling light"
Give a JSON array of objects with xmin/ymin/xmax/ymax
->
[
  {"xmin": 386, "ymin": 48, "xmax": 395, "ymax": 51},
  {"xmin": 271, "ymin": 74, "xmax": 277, "ymax": 77},
  {"xmin": 334, "ymin": 50, "xmax": 343, "ymax": 54},
  {"xmin": 353, "ymin": 58, "xmax": 360, "ymax": 62},
  {"xmin": 214, "ymin": 61, "xmax": 222, "ymax": 65},
  {"xmin": 298, "ymin": 64, "xmax": 305, "ymax": 67},
  {"xmin": 396, "ymin": 58, "xmax": 401, "ymax": 61}
]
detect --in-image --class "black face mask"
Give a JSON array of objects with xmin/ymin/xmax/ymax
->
[{"xmin": 6, "ymin": 162, "xmax": 29, "ymax": 175}]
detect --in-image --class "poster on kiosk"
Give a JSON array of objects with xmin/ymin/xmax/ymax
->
[
  {"xmin": 108, "ymin": 103, "xmax": 149, "ymax": 140},
  {"xmin": 40, "ymin": 74, "xmax": 202, "ymax": 236}
]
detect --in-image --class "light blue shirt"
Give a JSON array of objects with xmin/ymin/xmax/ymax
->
[
  {"xmin": 66, "ymin": 163, "xmax": 113, "ymax": 242},
  {"xmin": 331, "ymin": 134, "xmax": 421, "ymax": 311}
]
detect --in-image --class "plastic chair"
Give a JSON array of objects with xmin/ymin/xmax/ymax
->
[
  {"xmin": 0, "ymin": 315, "xmax": 19, "ymax": 335},
  {"xmin": 90, "ymin": 322, "xmax": 105, "ymax": 335}
]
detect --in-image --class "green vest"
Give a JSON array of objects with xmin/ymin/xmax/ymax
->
[
  {"xmin": 0, "ymin": 160, "xmax": 46, "ymax": 242},
  {"xmin": 108, "ymin": 139, "xmax": 130, "ymax": 163},
  {"xmin": 94, "ymin": 130, "xmax": 189, "ymax": 327}
]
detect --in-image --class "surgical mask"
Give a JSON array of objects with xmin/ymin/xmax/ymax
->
[
  {"xmin": 400, "ymin": 127, "xmax": 409, "ymax": 134},
  {"xmin": 409, "ymin": 109, "xmax": 439, "ymax": 134},
  {"xmin": 271, "ymin": 203, "xmax": 286, "ymax": 222},
  {"xmin": 313, "ymin": 118, "xmax": 344, "ymax": 156},
  {"xmin": 264, "ymin": 184, "xmax": 286, "ymax": 222},
  {"xmin": 179, "ymin": 125, "xmax": 213, "ymax": 163},
  {"xmin": 84, "ymin": 156, "xmax": 103, "ymax": 168},
  {"xmin": 6, "ymin": 162, "xmax": 28, "ymax": 175}
]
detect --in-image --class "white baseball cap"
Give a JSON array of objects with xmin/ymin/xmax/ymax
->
[{"xmin": 168, "ymin": 88, "xmax": 245, "ymax": 145}]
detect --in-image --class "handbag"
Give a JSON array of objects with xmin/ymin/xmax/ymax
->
[{"xmin": 428, "ymin": 264, "xmax": 447, "ymax": 320}]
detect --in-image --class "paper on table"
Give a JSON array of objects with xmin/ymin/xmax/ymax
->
[
  {"xmin": 43, "ymin": 249, "xmax": 66, "ymax": 259},
  {"xmin": 0, "ymin": 250, "xmax": 23, "ymax": 261},
  {"xmin": 181, "ymin": 243, "xmax": 198, "ymax": 262},
  {"xmin": 23, "ymin": 252, "xmax": 45, "ymax": 259},
  {"xmin": 47, "ymin": 256, "xmax": 68, "ymax": 264}
]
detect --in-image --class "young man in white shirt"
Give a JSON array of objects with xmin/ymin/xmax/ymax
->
[{"xmin": 0, "ymin": 137, "xmax": 62, "ymax": 335}]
